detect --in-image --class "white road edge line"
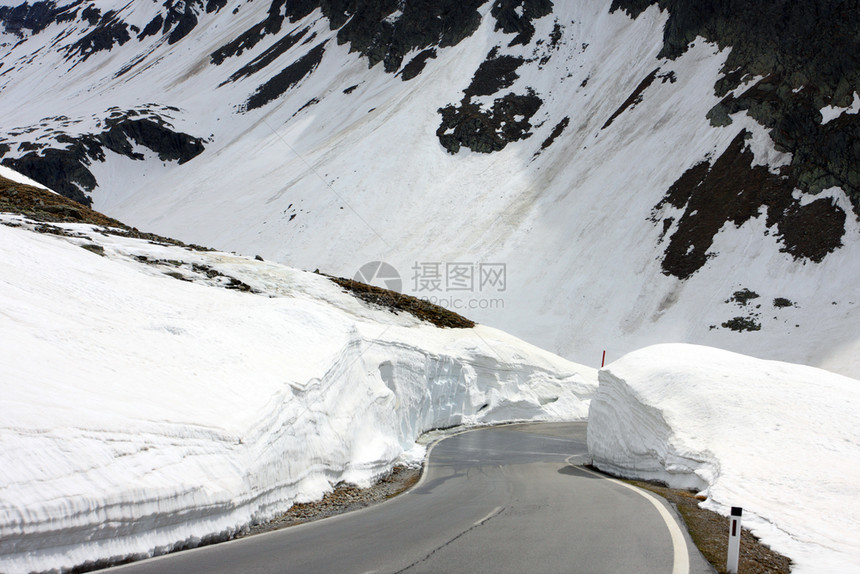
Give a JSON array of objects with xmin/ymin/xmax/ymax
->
[{"xmin": 568, "ymin": 460, "xmax": 691, "ymax": 574}]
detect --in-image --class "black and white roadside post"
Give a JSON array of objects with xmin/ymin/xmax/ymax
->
[{"xmin": 727, "ymin": 506, "xmax": 743, "ymax": 573}]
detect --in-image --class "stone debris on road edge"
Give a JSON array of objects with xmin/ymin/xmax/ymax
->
[{"xmin": 240, "ymin": 465, "xmax": 422, "ymax": 537}]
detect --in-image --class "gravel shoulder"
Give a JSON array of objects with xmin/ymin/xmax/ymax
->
[
  {"xmin": 626, "ymin": 479, "xmax": 793, "ymax": 574},
  {"xmin": 240, "ymin": 465, "xmax": 422, "ymax": 537}
]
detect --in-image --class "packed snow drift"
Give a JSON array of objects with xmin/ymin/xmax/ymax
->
[
  {"xmin": 0, "ymin": 213, "xmax": 595, "ymax": 574},
  {"xmin": 587, "ymin": 344, "xmax": 860, "ymax": 574}
]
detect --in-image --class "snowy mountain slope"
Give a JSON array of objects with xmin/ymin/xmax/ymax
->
[
  {"xmin": 588, "ymin": 344, "xmax": 860, "ymax": 574},
  {"xmin": 0, "ymin": 186, "xmax": 595, "ymax": 574},
  {"xmin": 1, "ymin": 1, "xmax": 858, "ymax": 378}
]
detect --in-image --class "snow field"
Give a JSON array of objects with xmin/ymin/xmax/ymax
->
[{"xmin": 587, "ymin": 343, "xmax": 860, "ymax": 573}]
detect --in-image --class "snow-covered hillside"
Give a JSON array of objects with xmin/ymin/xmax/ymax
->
[
  {"xmin": 0, "ymin": 202, "xmax": 595, "ymax": 574},
  {"xmin": 588, "ymin": 344, "xmax": 860, "ymax": 574},
  {"xmin": 0, "ymin": 0, "xmax": 857, "ymax": 378}
]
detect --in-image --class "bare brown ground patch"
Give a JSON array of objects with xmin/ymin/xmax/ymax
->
[
  {"xmin": 627, "ymin": 480, "xmax": 793, "ymax": 574},
  {"xmin": 0, "ymin": 174, "xmax": 127, "ymax": 227},
  {"xmin": 327, "ymin": 275, "xmax": 476, "ymax": 329},
  {"xmin": 0, "ymin": 174, "xmax": 212, "ymax": 250}
]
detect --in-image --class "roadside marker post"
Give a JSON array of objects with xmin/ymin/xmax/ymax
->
[
  {"xmin": 601, "ymin": 350, "xmax": 606, "ymax": 368},
  {"xmin": 727, "ymin": 506, "xmax": 742, "ymax": 573}
]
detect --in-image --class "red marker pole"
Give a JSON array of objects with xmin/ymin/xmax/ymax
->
[
  {"xmin": 727, "ymin": 506, "xmax": 742, "ymax": 573},
  {"xmin": 601, "ymin": 350, "xmax": 606, "ymax": 368}
]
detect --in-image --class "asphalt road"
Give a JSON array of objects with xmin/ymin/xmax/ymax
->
[{"xmin": 107, "ymin": 422, "xmax": 714, "ymax": 574}]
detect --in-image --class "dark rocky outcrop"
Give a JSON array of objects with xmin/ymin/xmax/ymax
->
[
  {"xmin": 398, "ymin": 48, "xmax": 436, "ymax": 81},
  {"xmin": 210, "ymin": 0, "xmax": 290, "ymax": 64},
  {"xmin": 652, "ymin": 130, "xmax": 846, "ymax": 279},
  {"xmin": 437, "ymin": 50, "xmax": 543, "ymax": 154},
  {"xmin": 4, "ymin": 145, "xmax": 98, "ymax": 205},
  {"xmin": 538, "ymin": 116, "xmax": 569, "ymax": 151},
  {"xmin": 327, "ymin": 0, "xmax": 552, "ymax": 72},
  {"xmin": 491, "ymin": 0, "xmax": 554, "ymax": 46},
  {"xmin": 65, "ymin": 9, "xmax": 130, "ymax": 62},
  {"xmin": 1, "ymin": 0, "xmax": 229, "ymax": 56},
  {"xmin": 137, "ymin": 12, "xmax": 164, "ymax": 41},
  {"xmin": 467, "ymin": 51, "xmax": 526, "ymax": 96},
  {"xmin": 221, "ymin": 26, "xmax": 311, "ymax": 84},
  {"xmin": 135, "ymin": 1, "xmax": 227, "ymax": 45},
  {"xmin": 0, "ymin": 110, "xmax": 206, "ymax": 206},
  {"xmin": 612, "ymin": 0, "xmax": 860, "ymax": 214},
  {"xmin": 328, "ymin": 0, "xmax": 484, "ymax": 73},
  {"xmin": 437, "ymin": 91, "xmax": 542, "ymax": 154},
  {"xmin": 0, "ymin": 0, "xmax": 80, "ymax": 36},
  {"xmin": 243, "ymin": 42, "xmax": 328, "ymax": 111},
  {"xmin": 213, "ymin": 0, "xmax": 551, "ymax": 85},
  {"xmin": 161, "ymin": 1, "xmax": 200, "ymax": 45},
  {"xmin": 601, "ymin": 68, "xmax": 659, "ymax": 129},
  {"xmin": 722, "ymin": 316, "xmax": 761, "ymax": 332}
]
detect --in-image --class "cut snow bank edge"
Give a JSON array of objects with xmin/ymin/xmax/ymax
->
[{"xmin": 587, "ymin": 343, "xmax": 860, "ymax": 574}]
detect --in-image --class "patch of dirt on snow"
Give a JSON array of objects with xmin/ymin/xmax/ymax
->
[{"xmin": 327, "ymin": 275, "xmax": 476, "ymax": 329}]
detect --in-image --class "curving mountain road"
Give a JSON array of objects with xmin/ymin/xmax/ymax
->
[{"xmin": 106, "ymin": 422, "xmax": 713, "ymax": 574}]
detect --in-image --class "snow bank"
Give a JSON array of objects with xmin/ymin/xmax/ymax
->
[
  {"xmin": 587, "ymin": 343, "xmax": 860, "ymax": 573},
  {"xmin": 0, "ymin": 218, "xmax": 595, "ymax": 574}
]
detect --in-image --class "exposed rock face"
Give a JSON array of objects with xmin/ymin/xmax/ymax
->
[
  {"xmin": 210, "ymin": 0, "xmax": 486, "ymax": 77},
  {"xmin": 0, "ymin": 0, "xmax": 78, "ymax": 36},
  {"xmin": 136, "ymin": 1, "xmax": 229, "ymax": 44},
  {"xmin": 0, "ymin": 1, "xmax": 230, "ymax": 63},
  {"xmin": 437, "ymin": 49, "xmax": 543, "ymax": 154},
  {"xmin": 65, "ymin": 7, "xmax": 130, "ymax": 62},
  {"xmin": 491, "ymin": 0, "xmax": 553, "ymax": 46},
  {"xmin": 209, "ymin": 0, "xmax": 294, "ymax": 64},
  {"xmin": 217, "ymin": 26, "xmax": 313, "ymax": 84},
  {"xmin": 437, "ymin": 90, "xmax": 542, "ymax": 154},
  {"xmin": 612, "ymin": 0, "xmax": 860, "ymax": 214},
  {"xmin": 601, "ymin": 68, "xmax": 659, "ymax": 129},
  {"xmin": 398, "ymin": 48, "xmax": 436, "ymax": 81},
  {"xmin": 211, "ymin": 0, "xmax": 555, "ymax": 83},
  {"xmin": 537, "ymin": 116, "xmax": 569, "ymax": 152},
  {"xmin": 243, "ymin": 41, "xmax": 328, "ymax": 111},
  {"xmin": 651, "ymin": 130, "xmax": 846, "ymax": 279},
  {"xmin": 0, "ymin": 109, "xmax": 205, "ymax": 205},
  {"xmin": 325, "ymin": 0, "xmax": 485, "ymax": 73}
]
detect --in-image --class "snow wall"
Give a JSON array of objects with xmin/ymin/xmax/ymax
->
[
  {"xmin": 587, "ymin": 343, "xmax": 860, "ymax": 574},
  {"xmin": 0, "ymin": 219, "xmax": 595, "ymax": 574}
]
